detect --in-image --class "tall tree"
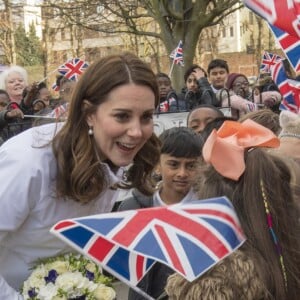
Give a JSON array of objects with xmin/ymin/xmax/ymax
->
[
  {"xmin": 14, "ymin": 23, "xmax": 43, "ymax": 66},
  {"xmin": 43, "ymin": 0, "xmax": 242, "ymax": 90},
  {"xmin": 1, "ymin": 0, "xmax": 17, "ymax": 64}
]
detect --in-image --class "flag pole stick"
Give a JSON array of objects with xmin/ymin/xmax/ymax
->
[
  {"xmin": 37, "ymin": 67, "xmax": 59, "ymax": 84},
  {"xmin": 168, "ymin": 59, "xmax": 175, "ymax": 78},
  {"xmin": 23, "ymin": 114, "xmax": 63, "ymax": 120}
]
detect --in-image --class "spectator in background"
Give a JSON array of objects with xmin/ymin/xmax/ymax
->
[
  {"xmin": 59, "ymin": 77, "xmax": 76, "ymax": 104},
  {"xmin": 207, "ymin": 59, "xmax": 229, "ymax": 94},
  {"xmin": 156, "ymin": 72, "xmax": 180, "ymax": 112},
  {"xmin": 0, "ymin": 66, "xmax": 28, "ymax": 105},
  {"xmin": 0, "ymin": 88, "xmax": 26, "ymax": 145},
  {"xmin": 46, "ymin": 76, "xmax": 77, "ymax": 119},
  {"xmin": 36, "ymin": 82, "xmax": 51, "ymax": 105},
  {"xmin": 31, "ymin": 83, "xmax": 52, "ymax": 115},
  {"xmin": 217, "ymin": 73, "xmax": 281, "ymax": 119},
  {"xmin": 0, "ymin": 89, "xmax": 9, "ymax": 112},
  {"xmin": 187, "ymin": 104, "xmax": 224, "ymax": 134},
  {"xmin": 226, "ymin": 73, "xmax": 281, "ymax": 108},
  {"xmin": 178, "ymin": 64, "xmax": 218, "ymax": 110}
]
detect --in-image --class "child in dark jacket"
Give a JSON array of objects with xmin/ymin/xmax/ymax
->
[
  {"xmin": 118, "ymin": 127, "xmax": 203, "ymax": 299},
  {"xmin": 156, "ymin": 73, "xmax": 183, "ymax": 112},
  {"xmin": 178, "ymin": 64, "xmax": 219, "ymax": 111}
]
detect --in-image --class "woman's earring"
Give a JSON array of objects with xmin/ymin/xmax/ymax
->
[{"xmin": 88, "ymin": 126, "xmax": 93, "ymax": 136}]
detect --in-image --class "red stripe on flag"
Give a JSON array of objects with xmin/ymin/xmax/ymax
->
[
  {"xmin": 88, "ymin": 236, "xmax": 115, "ymax": 261},
  {"xmin": 65, "ymin": 60, "xmax": 84, "ymax": 78},
  {"xmin": 136, "ymin": 255, "xmax": 145, "ymax": 281},
  {"xmin": 113, "ymin": 209, "xmax": 230, "ymax": 258},
  {"xmin": 250, "ymin": 0, "xmax": 272, "ymax": 15},
  {"xmin": 54, "ymin": 221, "xmax": 75, "ymax": 230},
  {"xmin": 279, "ymin": 82, "xmax": 293, "ymax": 96},
  {"xmin": 184, "ymin": 208, "xmax": 243, "ymax": 235},
  {"xmin": 155, "ymin": 224, "xmax": 185, "ymax": 275},
  {"xmin": 278, "ymin": 33, "xmax": 300, "ymax": 49}
]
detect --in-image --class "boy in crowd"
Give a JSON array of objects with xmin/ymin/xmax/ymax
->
[
  {"xmin": 118, "ymin": 127, "xmax": 203, "ymax": 299},
  {"xmin": 207, "ymin": 59, "xmax": 229, "ymax": 93}
]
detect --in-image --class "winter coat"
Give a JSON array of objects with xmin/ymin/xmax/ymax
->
[{"xmin": 177, "ymin": 77, "xmax": 219, "ymax": 111}]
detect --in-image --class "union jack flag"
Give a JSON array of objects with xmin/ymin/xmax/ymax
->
[
  {"xmin": 58, "ymin": 58, "xmax": 89, "ymax": 81},
  {"xmin": 269, "ymin": 24, "xmax": 300, "ymax": 73},
  {"xmin": 271, "ymin": 60, "xmax": 300, "ymax": 112},
  {"xmin": 260, "ymin": 51, "xmax": 283, "ymax": 73},
  {"xmin": 242, "ymin": 0, "xmax": 300, "ymax": 38},
  {"xmin": 51, "ymin": 197, "xmax": 245, "ymax": 295},
  {"xmin": 170, "ymin": 40, "xmax": 184, "ymax": 66},
  {"xmin": 47, "ymin": 103, "xmax": 69, "ymax": 119}
]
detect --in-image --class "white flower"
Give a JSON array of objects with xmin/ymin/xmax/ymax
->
[
  {"xmin": 22, "ymin": 253, "xmax": 115, "ymax": 300},
  {"xmin": 56, "ymin": 271, "xmax": 97, "ymax": 295},
  {"xmin": 85, "ymin": 261, "xmax": 97, "ymax": 273},
  {"xmin": 23, "ymin": 265, "xmax": 48, "ymax": 292},
  {"xmin": 93, "ymin": 284, "xmax": 116, "ymax": 300},
  {"xmin": 47, "ymin": 260, "xmax": 69, "ymax": 274},
  {"xmin": 38, "ymin": 283, "xmax": 58, "ymax": 300}
]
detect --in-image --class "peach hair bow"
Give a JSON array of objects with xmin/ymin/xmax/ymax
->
[{"xmin": 202, "ymin": 119, "xmax": 280, "ymax": 181}]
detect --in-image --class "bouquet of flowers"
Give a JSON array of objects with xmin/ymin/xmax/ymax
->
[{"xmin": 22, "ymin": 253, "xmax": 116, "ymax": 300}]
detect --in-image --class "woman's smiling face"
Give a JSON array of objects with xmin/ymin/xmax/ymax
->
[
  {"xmin": 6, "ymin": 71, "xmax": 26, "ymax": 99},
  {"xmin": 86, "ymin": 83, "xmax": 156, "ymax": 167}
]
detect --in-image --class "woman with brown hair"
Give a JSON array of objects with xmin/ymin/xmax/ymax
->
[
  {"xmin": 0, "ymin": 53, "xmax": 161, "ymax": 298},
  {"xmin": 166, "ymin": 120, "xmax": 300, "ymax": 299}
]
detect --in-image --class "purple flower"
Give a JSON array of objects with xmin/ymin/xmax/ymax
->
[
  {"xmin": 85, "ymin": 270, "xmax": 94, "ymax": 281},
  {"xmin": 44, "ymin": 269, "xmax": 58, "ymax": 284},
  {"xmin": 28, "ymin": 288, "xmax": 37, "ymax": 298}
]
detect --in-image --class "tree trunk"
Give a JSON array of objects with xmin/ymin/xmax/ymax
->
[{"xmin": 4, "ymin": 0, "xmax": 17, "ymax": 64}]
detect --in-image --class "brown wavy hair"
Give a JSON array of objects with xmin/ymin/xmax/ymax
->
[
  {"xmin": 194, "ymin": 149, "xmax": 300, "ymax": 299},
  {"xmin": 52, "ymin": 53, "xmax": 161, "ymax": 203},
  {"xmin": 166, "ymin": 250, "xmax": 270, "ymax": 299}
]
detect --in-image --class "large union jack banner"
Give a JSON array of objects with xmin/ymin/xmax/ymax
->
[
  {"xmin": 271, "ymin": 60, "xmax": 300, "ymax": 112},
  {"xmin": 58, "ymin": 58, "xmax": 89, "ymax": 81},
  {"xmin": 243, "ymin": 0, "xmax": 300, "ymax": 73},
  {"xmin": 170, "ymin": 40, "xmax": 184, "ymax": 66},
  {"xmin": 269, "ymin": 24, "xmax": 300, "ymax": 73},
  {"xmin": 51, "ymin": 197, "xmax": 245, "ymax": 296},
  {"xmin": 243, "ymin": 0, "xmax": 300, "ymax": 38}
]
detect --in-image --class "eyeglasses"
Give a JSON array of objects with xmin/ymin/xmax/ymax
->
[
  {"xmin": 233, "ymin": 81, "xmax": 249, "ymax": 88},
  {"xmin": 0, "ymin": 102, "xmax": 8, "ymax": 107}
]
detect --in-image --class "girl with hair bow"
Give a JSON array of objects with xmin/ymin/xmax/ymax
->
[{"xmin": 166, "ymin": 120, "xmax": 300, "ymax": 300}]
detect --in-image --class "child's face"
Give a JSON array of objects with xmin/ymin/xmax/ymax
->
[
  {"xmin": 157, "ymin": 77, "xmax": 172, "ymax": 99},
  {"xmin": 159, "ymin": 154, "xmax": 199, "ymax": 199},
  {"xmin": 208, "ymin": 67, "xmax": 228, "ymax": 89},
  {"xmin": 186, "ymin": 74, "xmax": 199, "ymax": 92},
  {"xmin": 187, "ymin": 107, "xmax": 221, "ymax": 134}
]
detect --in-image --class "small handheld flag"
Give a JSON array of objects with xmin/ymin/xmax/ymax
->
[
  {"xmin": 58, "ymin": 58, "xmax": 89, "ymax": 81},
  {"xmin": 51, "ymin": 197, "xmax": 245, "ymax": 296},
  {"xmin": 170, "ymin": 40, "xmax": 184, "ymax": 67},
  {"xmin": 260, "ymin": 51, "xmax": 283, "ymax": 73}
]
